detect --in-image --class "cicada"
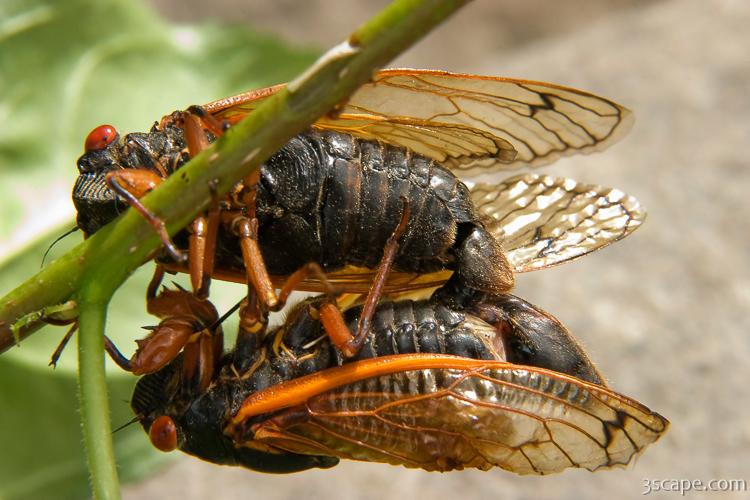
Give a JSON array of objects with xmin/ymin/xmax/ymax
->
[
  {"xmin": 71, "ymin": 70, "xmax": 641, "ymax": 372},
  {"xmin": 130, "ymin": 287, "xmax": 667, "ymax": 475}
]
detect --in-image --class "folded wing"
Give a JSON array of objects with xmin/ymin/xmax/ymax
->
[
  {"xmin": 243, "ymin": 360, "xmax": 667, "ymax": 474},
  {"xmin": 472, "ymin": 174, "xmax": 645, "ymax": 272}
]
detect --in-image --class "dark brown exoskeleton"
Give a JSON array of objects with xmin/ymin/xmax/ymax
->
[
  {"xmin": 130, "ymin": 287, "xmax": 668, "ymax": 475},
  {"xmin": 71, "ymin": 70, "xmax": 642, "ymax": 375}
]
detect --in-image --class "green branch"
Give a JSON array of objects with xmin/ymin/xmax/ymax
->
[
  {"xmin": 0, "ymin": 0, "xmax": 470, "ymax": 352},
  {"xmin": 0, "ymin": 0, "xmax": 470, "ymax": 497},
  {"xmin": 77, "ymin": 297, "xmax": 119, "ymax": 500}
]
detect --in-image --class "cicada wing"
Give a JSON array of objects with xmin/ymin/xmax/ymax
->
[
  {"xmin": 202, "ymin": 83, "xmax": 285, "ymax": 121},
  {"xmin": 472, "ymin": 174, "xmax": 645, "ymax": 272},
  {"xmin": 203, "ymin": 70, "xmax": 632, "ymax": 175},
  {"xmin": 244, "ymin": 362, "xmax": 668, "ymax": 475},
  {"xmin": 318, "ymin": 69, "xmax": 633, "ymax": 173},
  {"xmin": 314, "ymin": 114, "xmax": 518, "ymax": 170}
]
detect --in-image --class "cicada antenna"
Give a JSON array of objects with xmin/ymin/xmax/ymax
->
[
  {"xmin": 112, "ymin": 415, "xmax": 142, "ymax": 434},
  {"xmin": 41, "ymin": 226, "xmax": 79, "ymax": 268}
]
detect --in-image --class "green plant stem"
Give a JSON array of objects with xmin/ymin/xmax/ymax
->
[
  {"xmin": 0, "ymin": 0, "xmax": 470, "ymax": 354},
  {"xmin": 0, "ymin": 0, "xmax": 470, "ymax": 496},
  {"xmin": 76, "ymin": 294, "xmax": 119, "ymax": 500}
]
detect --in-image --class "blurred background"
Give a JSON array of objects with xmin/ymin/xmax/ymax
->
[{"xmin": 1, "ymin": 0, "xmax": 748, "ymax": 499}]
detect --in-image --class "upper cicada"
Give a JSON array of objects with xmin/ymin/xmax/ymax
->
[{"xmin": 71, "ymin": 70, "xmax": 642, "ymax": 373}]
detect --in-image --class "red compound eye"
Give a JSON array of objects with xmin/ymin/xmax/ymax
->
[
  {"xmin": 149, "ymin": 415, "xmax": 178, "ymax": 452},
  {"xmin": 84, "ymin": 124, "xmax": 117, "ymax": 151}
]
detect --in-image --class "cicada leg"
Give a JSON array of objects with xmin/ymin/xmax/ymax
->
[
  {"xmin": 178, "ymin": 107, "xmax": 225, "ymax": 297},
  {"xmin": 228, "ymin": 216, "xmax": 349, "ymax": 358},
  {"xmin": 230, "ymin": 292, "xmax": 269, "ymax": 377},
  {"xmin": 232, "ymin": 198, "xmax": 411, "ymax": 359},
  {"xmin": 340, "ymin": 198, "xmax": 411, "ymax": 357},
  {"xmin": 187, "ymin": 199, "xmax": 220, "ymax": 299},
  {"xmin": 105, "ymin": 168, "xmax": 187, "ymax": 262},
  {"xmin": 305, "ymin": 198, "xmax": 412, "ymax": 358},
  {"xmin": 103, "ymin": 266, "xmax": 223, "ymax": 392},
  {"xmin": 48, "ymin": 323, "xmax": 78, "ymax": 368}
]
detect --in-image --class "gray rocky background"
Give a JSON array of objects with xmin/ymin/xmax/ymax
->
[{"xmin": 127, "ymin": 1, "xmax": 750, "ymax": 498}]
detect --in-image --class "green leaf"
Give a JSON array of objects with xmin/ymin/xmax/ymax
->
[
  {"xmin": 0, "ymin": 0, "xmax": 317, "ymax": 257},
  {"xmin": 0, "ymin": 0, "xmax": 317, "ymax": 498}
]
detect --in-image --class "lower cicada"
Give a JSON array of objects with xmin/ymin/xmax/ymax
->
[
  {"xmin": 70, "ymin": 70, "xmax": 642, "ymax": 373},
  {"xmin": 130, "ymin": 286, "xmax": 667, "ymax": 475}
]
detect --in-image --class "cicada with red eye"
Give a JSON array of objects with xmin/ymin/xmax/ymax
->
[
  {"xmin": 131, "ymin": 288, "xmax": 667, "ymax": 475},
  {"xmin": 69, "ymin": 70, "xmax": 642, "ymax": 377}
]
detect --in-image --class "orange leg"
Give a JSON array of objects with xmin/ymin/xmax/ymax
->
[
  {"xmin": 231, "ymin": 291, "xmax": 268, "ymax": 375},
  {"xmin": 234, "ymin": 199, "xmax": 411, "ymax": 359},
  {"xmin": 237, "ymin": 292, "xmax": 267, "ymax": 345},
  {"xmin": 235, "ymin": 217, "xmax": 279, "ymax": 309},
  {"xmin": 105, "ymin": 169, "xmax": 186, "ymax": 262},
  {"xmin": 189, "ymin": 216, "xmax": 209, "ymax": 294},
  {"xmin": 234, "ymin": 215, "xmax": 340, "ymax": 311},
  {"xmin": 199, "ymin": 204, "xmax": 220, "ymax": 297},
  {"xmin": 231, "ymin": 218, "xmax": 343, "ymax": 364},
  {"xmin": 105, "ymin": 284, "xmax": 223, "ymax": 393},
  {"xmin": 185, "ymin": 105, "xmax": 229, "ymax": 138},
  {"xmin": 342, "ymin": 199, "xmax": 411, "ymax": 357},
  {"xmin": 316, "ymin": 199, "xmax": 411, "ymax": 358},
  {"xmin": 180, "ymin": 110, "xmax": 222, "ymax": 297},
  {"xmin": 187, "ymin": 202, "xmax": 219, "ymax": 299}
]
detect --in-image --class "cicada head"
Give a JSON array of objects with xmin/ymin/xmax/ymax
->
[
  {"xmin": 72, "ymin": 124, "xmax": 125, "ymax": 235},
  {"xmin": 72, "ymin": 123, "xmax": 188, "ymax": 236},
  {"xmin": 131, "ymin": 357, "xmax": 338, "ymax": 473}
]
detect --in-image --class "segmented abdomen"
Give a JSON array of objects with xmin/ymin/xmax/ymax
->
[
  {"xmin": 255, "ymin": 129, "xmax": 479, "ymax": 274},
  {"xmin": 246, "ymin": 298, "xmax": 504, "ymax": 393}
]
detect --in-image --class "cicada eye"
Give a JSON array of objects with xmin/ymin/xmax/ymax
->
[
  {"xmin": 149, "ymin": 415, "xmax": 178, "ymax": 452},
  {"xmin": 84, "ymin": 124, "xmax": 118, "ymax": 151}
]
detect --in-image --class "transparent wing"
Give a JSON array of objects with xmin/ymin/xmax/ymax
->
[
  {"xmin": 203, "ymin": 69, "xmax": 633, "ymax": 175},
  {"xmin": 245, "ymin": 362, "xmax": 668, "ymax": 475},
  {"xmin": 472, "ymin": 174, "xmax": 645, "ymax": 272},
  {"xmin": 324, "ymin": 70, "xmax": 633, "ymax": 173}
]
